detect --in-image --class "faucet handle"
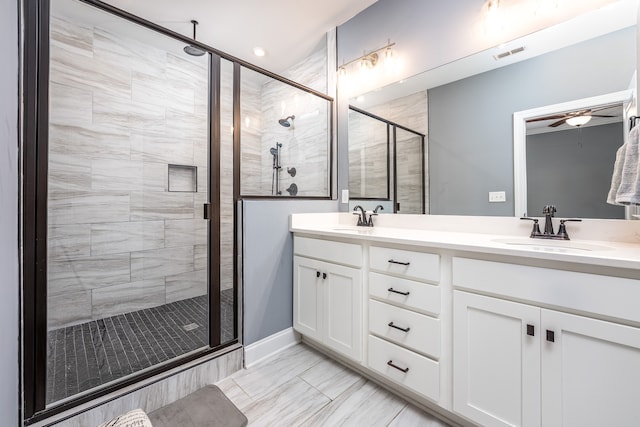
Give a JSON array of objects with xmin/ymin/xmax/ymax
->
[
  {"xmin": 556, "ymin": 219, "xmax": 582, "ymax": 240},
  {"xmin": 520, "ymin": 217, "xmax": 541, "ymax": 237},
  {"xmin": 352, "ymin": 211, "xmax": 364, "ymax": 226}
]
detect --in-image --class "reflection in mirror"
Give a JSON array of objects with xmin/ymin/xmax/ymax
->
[
  {"xmin": 514, "ymin": 91, "xmax": 636, "ymax": 219},
  {"xmin": 348, "ymin": 106, "xmax": 426, "ymax": 213},
  {"xmin": 348, "ymin": 2, "xmax": 636, "ymax": 218}
]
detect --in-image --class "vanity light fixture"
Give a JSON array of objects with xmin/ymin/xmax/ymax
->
[
  {"xmin": 566, "ymin": 115, "xmax": 592, "ymax": 127},
  {"xmin": 338, "ymin": 39, "xmax": 395, "ymax": 76}
]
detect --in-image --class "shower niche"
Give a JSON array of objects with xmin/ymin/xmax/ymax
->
[{"xmin": 168, "ymin": 164, "xmax": 198, "ymax": 192}]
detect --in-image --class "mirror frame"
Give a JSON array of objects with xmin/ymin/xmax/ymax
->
[{"xmin": 513, "ymin": 89, "xmax": 632, "ymax": 217}]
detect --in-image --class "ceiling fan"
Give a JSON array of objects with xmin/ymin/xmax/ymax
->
[{"xmin": 527, "ymin": 106, "xmax": 616, "ymax": 128}]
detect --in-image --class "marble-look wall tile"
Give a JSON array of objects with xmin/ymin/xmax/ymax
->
[
  {"xmin": 48, "ymin": 254, "xmax": 131, "ymax": 296},
  {"xmin": 48, "ymin": 224, "xmax": 91, "ymax": 260},
  {"xmin": 91, "ymin": 159, "xmax": 144, "ymax": 191},
  {"xmin": 164, "ymin": 219, "xmax": 206, "ymax": 248},
  {"xmin": 194, "ymin": 244, "xmax": 207, "ymax": 271},
  {"xmin": 50, "ymin": 16, "xmax": 93, "ymax": 58},
  {"xmin": 49, "ymin": 153, "xmax": 92, "ymax": 192},
  {"xmin": 131, "ymin": 246, "xmax": 194, "ymax": 281},
  {"xmin": 143, "ymin": 162, "xmax": 168, "ymax": 192},
  {"xmin": 50, "ymin": 348, "xmax": 242, "ymax": 427},
  {"xmin": 49, "ymin": 191, "xmax": 130, "ymax": 225},
  {"xmin": 92, "ymin": 279, "xmax": 166, "ymax": 318},
  {"xmin": 49, "ymin": 82, "xmax": 93, "ymax": 127},
  {"xmin": 90, "ymin": 221, "xmax": 164, "ymax": 256},
  {"xmin": 130, "ymin": 132, "xmax": 195, "ymax": 166},
  {"xmin": 49, "ymin": 123, "xmax": 131, "ymax": 160},
  {"xmin": 165, "ymin": 270, "xmax": 207, "ymax": 303},
  {"xmin": 48, "ymin": 290, "xmax": 92, "ymax": 329},
  {"xmin": 130, "ymin": 191, "xmax": 194, "ymax": 221}
]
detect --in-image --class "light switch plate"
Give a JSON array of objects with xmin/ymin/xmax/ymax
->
[
  {"xmin": 341, "ymin": 189, "xmax": 349, "ymax": 203},
  {"xmin": 489, "ymin": 191, "xmax": 506, "ymax": 202}
]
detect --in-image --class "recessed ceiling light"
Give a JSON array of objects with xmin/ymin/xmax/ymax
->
[{"xmin": 253, "ymin": 47, "xmax": 266, "ymax": 57}]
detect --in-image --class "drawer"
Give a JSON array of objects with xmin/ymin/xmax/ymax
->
[
  {"xmin": 368, "ymin": 335, "xmax": 440, "ymax": 402},
  {"xmin": 294, "ymin": 236, "xmax": 362, "ymax": 268},
  {"xmin": 369, "ymin": 272, "xmax": 440, "ymax": 316},
  {"xmin": 369, "ymin": 299, "xmax": 440, "ymax": 358},
  {"xmin": 370, "ymin": 246, "xmax": 439, "ymax": 282}
]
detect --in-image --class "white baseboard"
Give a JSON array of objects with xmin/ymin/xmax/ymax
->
[{"xmin": 244, "ymin": 327, "xmax": 301, "ymax": 368}]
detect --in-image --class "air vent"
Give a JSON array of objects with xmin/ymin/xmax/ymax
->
[{"xmin": 493, "ymin": 46, "xmax": 525, "ymax": 60}]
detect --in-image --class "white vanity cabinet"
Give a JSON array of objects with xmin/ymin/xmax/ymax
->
[
  {"xmin": 366, "ymin": 246, "xmax": 442, "ymax": 402},
  {"xmin": 293, "ymin": 236, "xmax": 363, "ymax": 362},
  {"xmin": 453, "ymin": 257, "xmax": 640, "ymax": 427}
]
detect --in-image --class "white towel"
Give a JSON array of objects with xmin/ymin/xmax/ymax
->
[
  {"xmin": 607, "ymin": 141, "xmax": 627, "ymax": 205},
  {"xmin": 615, "ymin": 125, "xmax": 640, "ymax": 205}
]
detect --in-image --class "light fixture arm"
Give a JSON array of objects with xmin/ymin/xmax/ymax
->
[{"xmin": 338, "ymin": 40, "xmax": 395, "ymax": 71}]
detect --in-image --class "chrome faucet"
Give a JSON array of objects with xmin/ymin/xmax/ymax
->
[
  {"xmin": 353, "ymin": 205, "xmax": 368, "ymax": 226},
  {"xmin": 521, "ymin": 205, "xmax": 581, "ymax": 240}
]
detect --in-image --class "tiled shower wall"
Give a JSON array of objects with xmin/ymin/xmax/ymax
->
[
  {"xmin": 242, "ymin": 38, "xmax": 330, "ymax": 197},
  {"xmin": 47, "ymin": 15, "xmax": 211, "ymax": 329}
]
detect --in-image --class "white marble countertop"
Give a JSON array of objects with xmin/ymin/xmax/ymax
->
[{"xmin": 290, "ymin": 213, "xmax": 640, "ymax": 271}]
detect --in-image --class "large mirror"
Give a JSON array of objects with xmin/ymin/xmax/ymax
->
[{"xmin": 348, "ymin": 1, "xmax": 637, "ymax": 219}]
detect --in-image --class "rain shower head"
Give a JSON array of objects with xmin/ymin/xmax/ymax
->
[
  {"xmin": 184, "ymin": 20, "xmax": 206, "ymax": 57},
  {"xmin": 278, "ymin": 115, "xmax": 295, "ymax": 127}
]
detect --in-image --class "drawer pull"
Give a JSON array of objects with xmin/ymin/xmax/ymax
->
[
  {"xmin": 387, "ymin": 360, "xmax": 409, "ymax": 373},
  {"xmin": 387, "ymin": 287, "xmax": 410, "ymax": 296},
  {"xmin": 388, "ymin": 322, "xmax": 411, "ymax": 333},
  {"xmin": 388, "ymin": 259, "xmax": 410, "ymax": 266}
]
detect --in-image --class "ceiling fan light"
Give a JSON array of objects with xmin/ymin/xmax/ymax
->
[{"xmin": 566, "ymin": 115, "xmax": 592, "ymax": 127}]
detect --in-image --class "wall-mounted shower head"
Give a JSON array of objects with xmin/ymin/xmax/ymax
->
[
  {"xmin": 184, "ymin": 20, "xmax": 206, "ymax": 57},
  {"xmin": 278, "ymin": 115, "xmax": 295, "ymax": 128}
]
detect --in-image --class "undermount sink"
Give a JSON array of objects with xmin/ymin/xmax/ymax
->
[{"xmin": 491, "ymin": 238, "xmax": 613, "ymax": 253}]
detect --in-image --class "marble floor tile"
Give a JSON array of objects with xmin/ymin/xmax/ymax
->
[
  {"xmin": 241, "ymin": 377, "xmax": 330, "ymax": 427},
  {"xmin": 299, "ymin": 357, "xmax": 361, "ymax": 400},
  {"xmin": 216, "ymin": 378, "xmax": 254, "ymax": 412},
  {"xmin": 231, "ymin": 343, "xmax": 324, "ymax": 399},
  {"xmin": 388, "ymin": 404, "xmax": 451, "ymax": 427},
  {"xmin": 299, "ymin": 378, "xmax": 406, "ymax": 427}
]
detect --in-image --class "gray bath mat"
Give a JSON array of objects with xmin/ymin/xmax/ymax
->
[{"xmin": 148, "ymin": 385, "xmax": 248, "ymax": 427}]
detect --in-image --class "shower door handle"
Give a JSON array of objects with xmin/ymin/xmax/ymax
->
[{"xmin": 203, "ymin": 203, "xmax": 212, "ymax": 220}]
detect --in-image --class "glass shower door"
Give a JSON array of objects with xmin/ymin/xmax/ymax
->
[{"xmin": 46, "ymin": 0, "xmax": 212, "ymax": 405}]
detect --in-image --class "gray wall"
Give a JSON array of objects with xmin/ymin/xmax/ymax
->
[
  {"xmin": 242, "ymin": 200, "xmax": 336, "ymax": 345},
  {"xmin": 1, "ymin": 0, "xmax": 19, "ymax": 424},
  {"xmin": 527, "ymin": 123, "xmax": 625, "ymax": 219},
  {"xmin": 428, "ymin": 28, "xmax": 635, "ymax": 216}
]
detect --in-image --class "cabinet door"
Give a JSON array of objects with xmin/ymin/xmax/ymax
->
[
  {"xmin": 324, "ymin": 262, "xmax": 362, "ymax": 362},
  {"xmin": 453, "ymin": 291, "xmax": 540, "ymax": 427},
  {"xmin": 542, "ymin": 310, "xmax": 640, "ymax": 427},
  {"xmin": 293, "ymin": 256, "xmax": 322, "ymax": 341}
]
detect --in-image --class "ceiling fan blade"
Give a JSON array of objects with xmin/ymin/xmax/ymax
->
[
  {"xmin": 549, "ymin": 118, "xmax": 568, "ymax": 127},
  {"xmin": 527, "ymin": 115, "xmax": 568, "ymax": 122}
]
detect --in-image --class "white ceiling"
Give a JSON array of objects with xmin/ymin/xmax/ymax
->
[{"xmin": 102, "ymin": 0, "xmax": 378, "ymax": 73}]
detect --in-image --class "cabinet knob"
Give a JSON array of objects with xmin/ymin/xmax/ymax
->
[
  {"xmin": 546, "ymin": 330, "xmax": 555, "ymax": 342},
  {"xmin": 316, "ymin": 271, "xmax": 320, "ymax": 278},
  {"xmin": 526, "ymin": 324, "xmax": 535, "ymax": 336},
  {"xmin": 322, "ymin": 272, "xmax": 327, "ymax": 280},
  {"xmin": 387, "ymin": 360, "xmax": 409, "ymax": 373}
]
